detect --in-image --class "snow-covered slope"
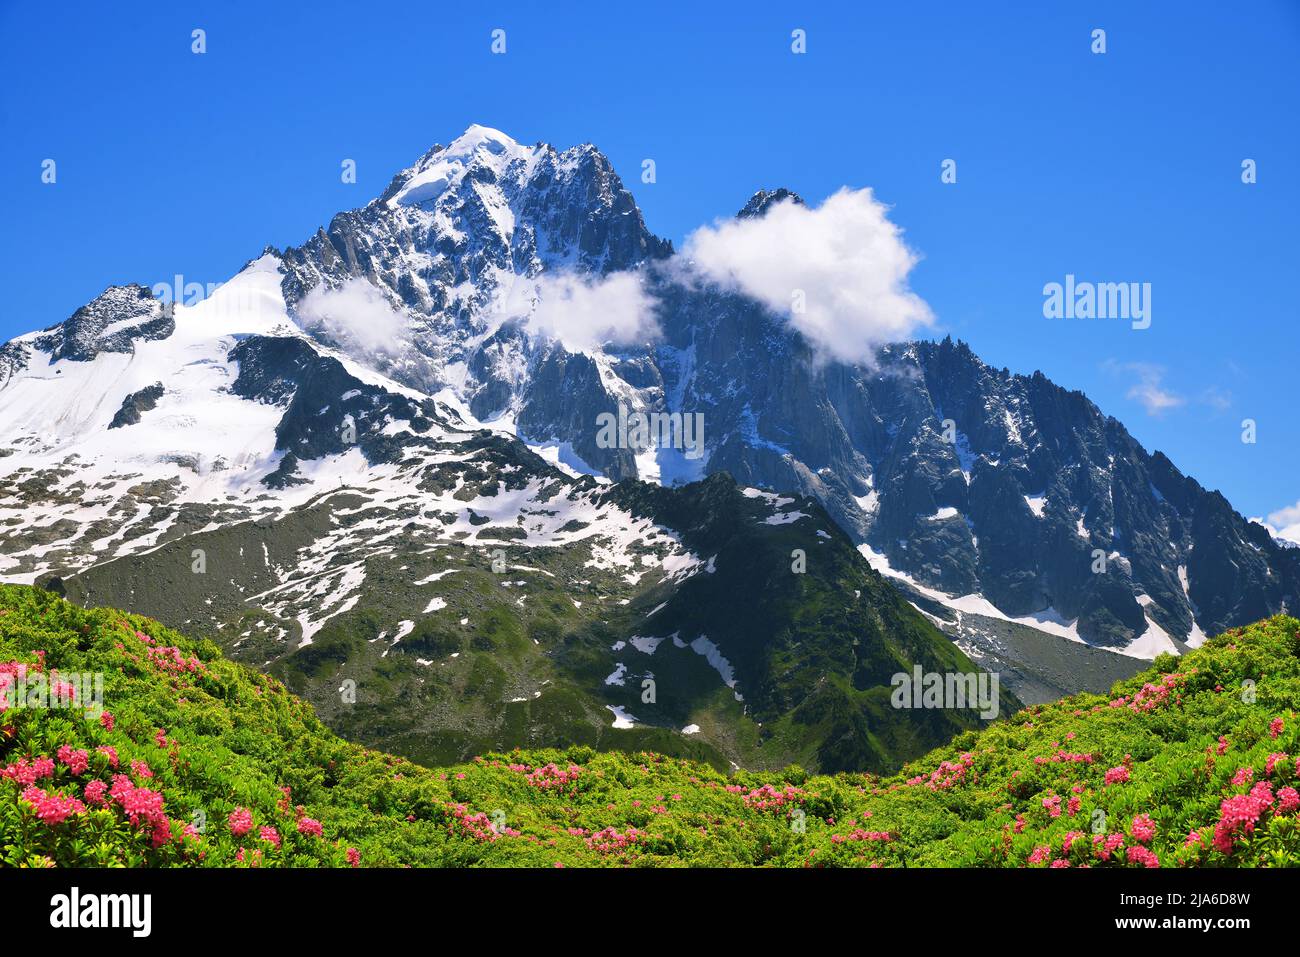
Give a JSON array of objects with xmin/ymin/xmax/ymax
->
[{"xmin": 0, "ymin": 254, "xmax": 439, "ymax": 583}]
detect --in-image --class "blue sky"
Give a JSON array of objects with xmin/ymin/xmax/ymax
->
[{"xmin": 2, "ymin": 0, "xmax": 1297, "ymax": 523}]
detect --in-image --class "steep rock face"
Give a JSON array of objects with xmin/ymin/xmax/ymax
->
[
  {"xmin": 0, "ymin": 341, "xmax": 29, "ymax": 385},
  {"xmin": 34, "ymin": 284, "xmax": 174, "ymax": 361},
  {"xmin": 229, "ymin": 336, "xmax": 439, "ymax": 473},
  {"xmin": 108, "ymin": 383, "xmax": 165, "ymax": 429},
  {"xmin": 513, "ymin": 345, "xmax": 640, "ymax": 478}
]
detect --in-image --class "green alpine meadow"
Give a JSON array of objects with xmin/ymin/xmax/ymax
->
[{"xmin": 3, "ymin": 582, "xmax": 1298, "ymax": 868}]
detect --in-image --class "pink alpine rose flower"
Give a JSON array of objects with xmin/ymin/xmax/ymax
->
[
  {"xmin": 57, "ymin": 745, "xmax": 90, "ymax": 775},
  {"xmin": 1129, "ymin": 814, "xmax": 1156, "ymax": 844},
  {"xmin": 228, "ymin": 807, "xmax": 254, "ymax": 837}
]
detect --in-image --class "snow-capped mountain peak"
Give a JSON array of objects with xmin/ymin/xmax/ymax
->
[{"xmin": 383, "ymin": 124, "xmax": 536, "ymax": 208}]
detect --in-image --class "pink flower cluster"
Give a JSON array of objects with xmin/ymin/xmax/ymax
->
[
  {"xmin": 1106, "ymin": 674, "xmax": 1183, "ymax": 714},
  {"xmin": 524, "ymin": 763, "xmax": 582, "ymax": 791},
  {"xmin": 57, "ymin": 745, "xmax": 89, "ymax": 775},
  {"xmin": 296, "ymin": 817, "xmax": 324, "ymax": 837},
  {"xmin": 2, "ymin": 756, "xmax": 55, "ymax": 785},
  {"xmin": 1130, "ymin": 674, "xmax": 1183, "ymax": 712},
  {"xmin": 742, "ymin": 783, "xmax": 805, "ymax": 811},
  {"xmin": 1126, "ymin": 845, "xmax": 1160, "ymax": 868},
  {"xmin": 1213, "ymin": 781, "xmax": 1275, "ymax": 854},
  {"xmin": 144, "ymin": 644, "xmax": 205, "ymax": 675},
  {"xmin": 0, "ymin": 662, "xmax": 29, "ymax": 713},
  {"xmin": 585, "ymin": 827, "xmax": 645, "ymax": 854},
  {"xmin": 84, "ymin": 779, "xmax": 108, "ymax": 805},
  {"xmin": 1276, "ymin": 787, "xmax": 1300, "ymax": 816},
  {"xmin": 1034, "ymin": 750, "xmax": 1094, "ymax": 766},
  {"xmin": 42, "ymin": 674, "xmax": 79, "ymax": 703},
  {"xmin": 228, "ymin": 807, "xmax": 254, "ymax": 837},
  {"xmin": 445, "ymin": 803, "xmax": 517, "ymax": 842},
  {"xmin": 1104, "ymin": 765, "xmax": 1130, "ymax": 786},
  {"xmin": 927, "ymin": 753, "xmax": 976, "ymax": 791},
  {"xmin": 830, "ymin": 828, "xmax": 891, "ymax": 844},
  {"xmin": 19, "ymin": 785, "xmax": 86, "ymax": 825},
  {"xmin": 109, "ymin": 774, "xmax": 170, "ymax": 846},
  {"xmin": 1094, "ymin": 833, "xmax": 1125, "ymax": 861},
  {"xmin": 1129, "ymin": 813, "xmax": 1156, "ymax": 844}
]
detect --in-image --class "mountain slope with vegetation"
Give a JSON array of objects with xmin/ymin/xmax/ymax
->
[
  {"xmin": 2, "ymin": 584, "xmax": 1297, "ymax": 868},
  {"xmin": 56, "ymin": 469, "xmax": 999, "ymax": 775}
]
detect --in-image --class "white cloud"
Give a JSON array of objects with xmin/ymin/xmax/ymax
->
[
  {"xmin": 1263, "ymin": 501, "xmax": 1300, "ymax": 546},
  {"xmin": 1102, "ymin": 360, "xmax": 1185, "ymax": 416},
  {"xmin": 295, "ymin": 279, "xmax": 410, "ymax": 356},
  {"xmin": 679, "ymin": 188, "xmax": 934, "ymax": 364},
  {"xmin": 500, "ymin": 271, "xmax": 659, "ymax": 353},
  {"xmin": 1128, "ymin": 380, "xmax": 1184, "ymax": 416}
]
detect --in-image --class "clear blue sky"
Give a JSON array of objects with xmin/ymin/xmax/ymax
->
[{"xmin": 2, "ymin": 0, "xmax": 1297, "ymax": 522}]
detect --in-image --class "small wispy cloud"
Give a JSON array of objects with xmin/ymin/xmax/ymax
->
[
  {"xmin": 497, "ymin": 271, "xmax": 659, "ymax": 353},
  {"xmin": 1102, "ymin": 360, "xmax": 1185, "ymax": 417},
  {"xmin": 295, "ymin": 278, "xmax": 410, "ymax": 357}
]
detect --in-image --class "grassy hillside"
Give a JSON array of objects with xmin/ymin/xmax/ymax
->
[{"xmin": 2, "ymin": 583, "xmax": 1298, "ymax": 867}]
